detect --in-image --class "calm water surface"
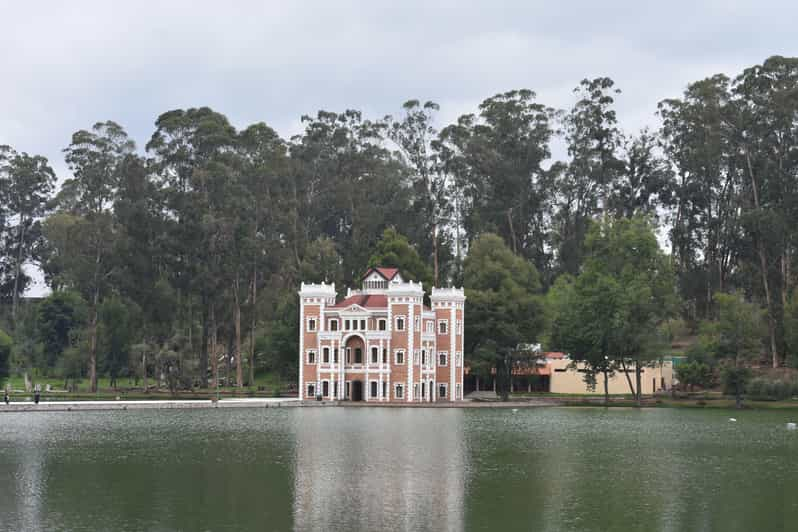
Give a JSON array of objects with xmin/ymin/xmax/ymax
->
[{"xmin": 1, "ymin": 406, "xmax": 797, "ymax": 531}]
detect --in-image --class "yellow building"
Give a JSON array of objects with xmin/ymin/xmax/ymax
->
[
  {"xmin": 465, "ymin": 352, "xmax": 674, "ymax": 395},
  {"xmin": 546, "ymin": 353, "xmax": 674, "ymax": 395}
]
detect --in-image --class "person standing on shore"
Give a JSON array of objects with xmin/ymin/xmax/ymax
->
[
  {"xmin": 3, "ymin": 388, "xmax": 8, "ymax": 405},
  {"xmin": 34, "ymin": 384, "xmax": 40, "ymax": 404}
]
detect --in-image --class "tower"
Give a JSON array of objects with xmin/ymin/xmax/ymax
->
[
  {"xmin": 431, "ymin": 287, "xmax": 466, "ymax": 400},
  {"xmin": 298, "ymin": 282, "xmax": 336, "ymax": 399}
]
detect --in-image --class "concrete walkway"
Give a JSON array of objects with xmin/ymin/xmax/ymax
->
[
  {"xmin": 0, "ymin": 396, "xmax": 561, "ymax": 413},
  {"xmin": 0, "ymin": 397, "xmax": 303, "ymax": 413}
]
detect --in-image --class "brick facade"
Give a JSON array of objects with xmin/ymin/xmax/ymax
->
[{"xmin": 298, "ymin": 268, "xmax": 465, "ymax": 402}]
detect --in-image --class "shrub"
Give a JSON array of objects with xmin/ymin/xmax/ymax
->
[{"xmin": 746, "ymin": 377, "xmax": 798, "ymax": 400}]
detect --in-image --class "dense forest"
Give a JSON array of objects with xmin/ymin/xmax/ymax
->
[{"xmin": 1, "ymin": 55, "xmax": 798, "ymax": 397}]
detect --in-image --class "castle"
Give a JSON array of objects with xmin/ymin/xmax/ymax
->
[{"xmin": 298, "ymin": 267, "xmax": 465, "ymax": 402}]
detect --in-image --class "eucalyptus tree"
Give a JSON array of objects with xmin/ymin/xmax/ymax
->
[
  {"xmin": 388, "ymin": 100, "xmax": 453, "ymax": 285},
  {"xmin": 437, "ymin": 90, "xmax": 556, "ymax": 280},
  {"xmin": 609, "ymin": 129, "xmax": 675, "ymax": 221},
  {"xmin": 553, "ymin": 77, "xmax": 625, "ymax": 277},
  {"xmin": 290, "ymin": 109, "xmax": 410, "ymax": 285},
  {"xmin": 729, "ymin": 56, "xmax": 798, "ymax": 367},
  {"xmin": 57, "ymin": 121, "xmax": 135, "ymax": 391},
  {"xmin": 658, "ymin": 74, "xmax": 742, "ymax": 321},
  {"xmin": 0, "ymin": 147, "xmax": 56, "ymax": 325},
  {"xmin": 238, "ymin": 122, "xmax": 289, "ymax": 385},
  {"xmin": 147, "ymin": 107, "xmax": 239, "ymax": 386}
]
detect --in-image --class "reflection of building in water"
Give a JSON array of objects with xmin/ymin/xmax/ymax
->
[
  {"xmin": 292, "ymin": 409, "xmax": 465, "ymax": 530},
  {"xmin": 299, "ymin": 267, "xmax": 465, "ymax": 403}
]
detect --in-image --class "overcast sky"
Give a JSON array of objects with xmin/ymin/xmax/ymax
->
[{"xmin": 2, "ymin": 0, "xmax": 796, "ymax": 295}]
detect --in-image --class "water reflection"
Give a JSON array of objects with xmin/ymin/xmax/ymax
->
[
  {"xmin": 292, "ymin": 408, "xmax": 465, "ymax": 531},
  {"xmin": 2, "ymin": 407, "xmax": 798, "ymax": 531}
]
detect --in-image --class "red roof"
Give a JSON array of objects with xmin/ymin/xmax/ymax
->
[
  {"xmin": 329, "ymin": 294, "xmax": 388, "ymax": 309},
  {"xmin": 362, "ymin": 267, "xmax": 399, "ymax": 281}
]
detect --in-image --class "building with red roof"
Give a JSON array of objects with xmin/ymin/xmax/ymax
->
[{"xmin": 298, "ymin": 267, "xmax": 465, "ymax": 403}]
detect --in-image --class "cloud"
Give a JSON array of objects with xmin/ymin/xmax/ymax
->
[{"xmin": 3, "ymin": 0, "xmax": 796, "ymax": 295}]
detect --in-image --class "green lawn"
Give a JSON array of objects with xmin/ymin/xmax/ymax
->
[{"xmin": 2, "ymin": 371, "xmax": 292, "ymax": 399}]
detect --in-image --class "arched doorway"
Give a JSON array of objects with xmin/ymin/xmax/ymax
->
[{"xmin": 351, "ymin": 380, "xmax": 364, "ymax": 401}]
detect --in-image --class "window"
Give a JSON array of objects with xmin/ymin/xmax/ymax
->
[
  {"xmin": 456, "ymin": 383, "xmax": 461, "ymax": 399},
  {"xmin": 345, "ymin": 381, "xmax": 351, "ymax": 398},
  {"xmin": 378, "ymin": 319, "xmax": 386, "ymax": 331},
  {"xmin": 322, "ymin": 380, "xmax": 329, "ymax": 397},
  {"xmin": 382, "ymin": 381, "xmax": 387, "ymax": 398},
  {"xmin": 395, "ymin": 384, "xmax": 404, "ymax": 399},
  {"xmin": 415, "ymin": 316, "xmax": 420, "ymax": 332},
  {"xmin": 382, "ymin": 349, "xmax": 388, "ymax": 364},
  {"xmin": 329, "ymin": 319, "xmax": 338, "ymax": 331},
  {"xmin": 345, "ymin": 319, "xmax": 350, "ymax": 330},
  {"xmin": 413, "ymin": 350, "xmax": 420, "ymax": 365},
  {"xmin": 345, "ymin": 348, "xmax": 351, "ymax": 364},
  {"xmin": 307, "ymin": 318, "xmax": 316, "ymax": 332},
  {"xmin": 352, "ymin": 320, "xmax": 358, "ymax": 330},
  {"xmin": 371, "ymin": 347, "xmax": 379, "ymax": 364},
  {"xmin": 456, "ymin": 352, "xmax": 462, "ymax": 367},
  {"xmin": 307, "ymin": 383, "xmax": 316, "ymax": 398},
  {"xmin": 438, "ymin": 383, "xmax": 447, "ymax": 398},
  {"xmin": 360, "ymin": 319, "xmax": 366, "ymax": 330},
  {"xmin": 396, "ymin": 316, "xmax": 405, "ymax": 331},
  {"xmin": 354, "ymin": 348, "xmax": 363, "ymax": 364},
  {"xmin": 333, "ymin": 348, "xmax": 339, "ymax": 364},
  {"xmin": 421, "ymin": 381, "xmax": 426, "ymax": 398},
  {"xmin": 438, "ymin": 320, "xmax": 448, "ymax": 334},
  {"xmin": 333, "ymin": 381, "xmax": 338, "ymax": 398},
  {"xmin": 413, "ymin": 384, "xmax": 419, "ymax": 400},
  {"xmin": 439, "ymin": 352, "xmax": 447, "ymax": 366},
  {"xmin": 307, "ymin": 351, "xmax": 316, "ymax": 364},
  {"xmin": 426, "ymin": 320, "xmax": 434, "ymax": 334},
  {"xmin": 421, "ymin": 350, "xmax": 427, "ymax": 366},
  {"xmin": 395, "ymin": 350, "xmax": 405, "ymax": 365},
  {"xmin": 322, "ymin": 347, "xmax": 330, "ymax": 364},
  {"xmin": 457, "ymin": 320, "xmax": 463, "ymax": 335},
  {"xmin": 370, "ymin": 381, "xmax": 378, "ymax": 398}
]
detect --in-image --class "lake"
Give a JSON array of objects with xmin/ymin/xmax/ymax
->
[{"xmin": 1, "ymin": 406, "xmax": 797, "ymax": 531}]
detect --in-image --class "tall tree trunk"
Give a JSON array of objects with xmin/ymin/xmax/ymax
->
[
  {"xmin": 142, "ymin": 347, "xmax": 148, "ymax": 394},
  {"xmin": 506, "ymin": 208, "xmax": 517, "ymax": 254},
  {"xmin": 210, "ymin": 305, "xmax": 217, "ymax": 390},
  {"xmin": 635, "ymin": 359, "xmax": 642, "ymax": 406},
  {"xmin": 249, "ymin": 269, "xmax": 257, "ymax": 387},
  {"xmin": 234, "ymin": 276, "xmax": 243, "ymax": 388},
  {"xmin": 432, "ymin": 222, "xmax": 439, "ymax": 287},
  {"xmin": 745, "ymin": 152, "xmax": 779, "ymax": 367},
  {"xmin": 620, "ymin": 359, "xmax": 636, "ymax": 400},
  {"xmin": 88, "ymin": 239, "xmax": 102, "ymax": 393},
  {"xmin": 11, "ymin": 217, "xmax": 26, "ymax": 327},
  {"xmin": 199, "ymin": 300, "xmax": 209, "ymax": 388},
  {"xmin": 603, "ymin": 369, "xmax": 609, "ymax": 405}
]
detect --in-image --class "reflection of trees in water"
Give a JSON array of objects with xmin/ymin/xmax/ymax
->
[{"xmin": 293, "ymin": 408, "xmax": 465, "ymax": 531}]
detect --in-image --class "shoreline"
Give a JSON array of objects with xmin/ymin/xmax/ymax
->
[
  {"xmin": 0, "ymin": 398, "xmax": 560, "ymax": 413},
  {"xmin": 3, "ymin": 397, "xmax": 798, "ymax": 413}
]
